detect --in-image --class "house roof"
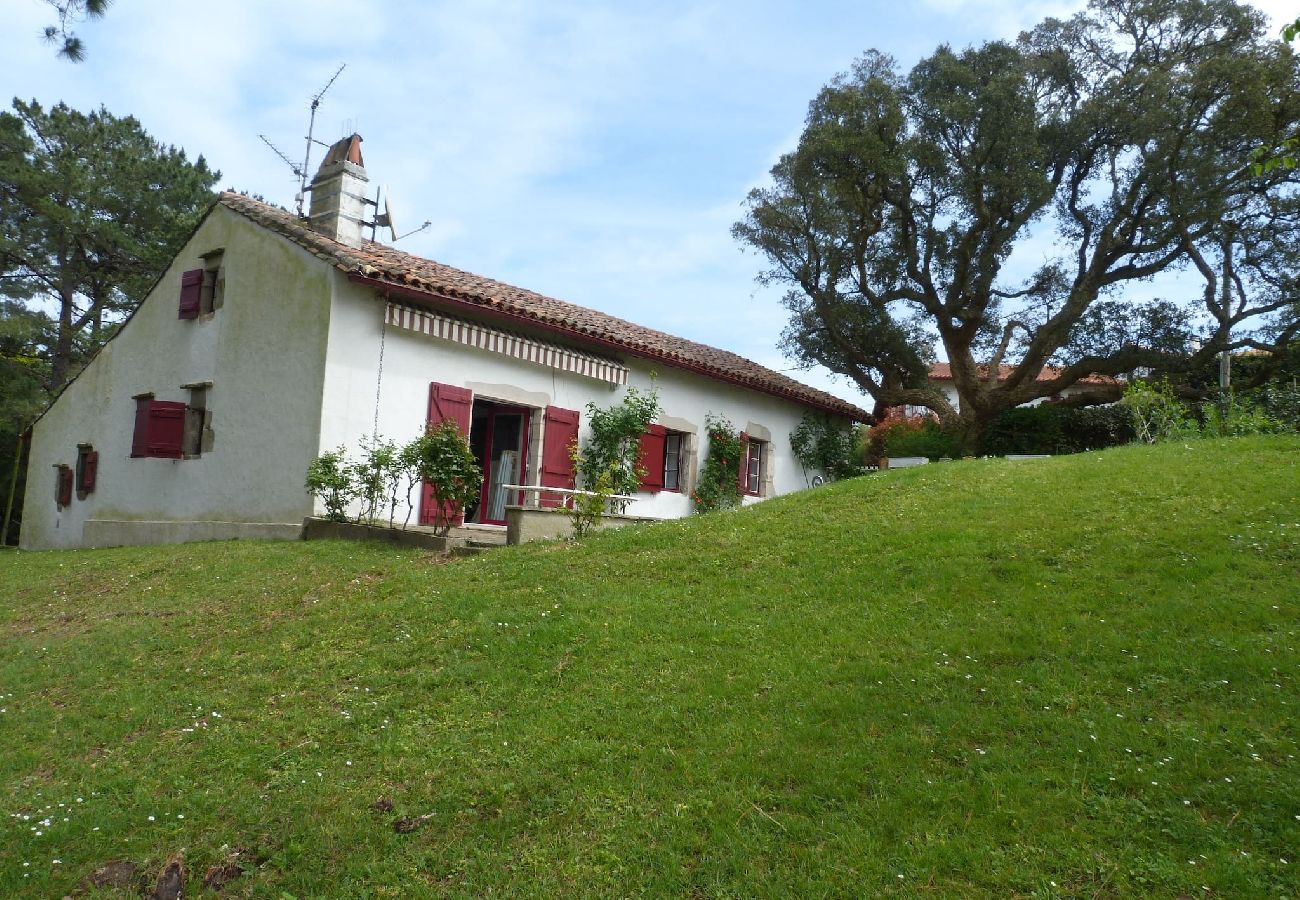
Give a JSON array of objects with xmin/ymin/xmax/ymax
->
[
  {"xmin": 927, "ymin": 363, "xmax": 1118, "ymax": 387},
  {"xmin": 217, "ymin": 192, "xmax": 870, "ymax": 420}
]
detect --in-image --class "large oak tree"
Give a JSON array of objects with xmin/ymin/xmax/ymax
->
[{"xmin": 735, "ymin": 0, "xmax": 1300, "ymax": 449}]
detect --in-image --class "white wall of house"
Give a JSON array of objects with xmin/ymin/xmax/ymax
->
[
  {"xmin": 318, "ymin": 276, "xmax": 835, "ymax": 525},
  {"xmin": 20, "ymin": 208, "xmax": 332, "ymax": 549}
]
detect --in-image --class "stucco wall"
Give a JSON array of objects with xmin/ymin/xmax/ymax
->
[
  {"xmin": 21, "ymin": 206, "xmax": 332, "ymax": 549},
  {"xmin": 319, "ymin": 277, "xmax": 839, "ymax": 523}
]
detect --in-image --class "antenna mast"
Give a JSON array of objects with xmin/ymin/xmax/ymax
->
[{"xmin": 296, "ymin": 63, "xmax": 346, "ymax": 217}]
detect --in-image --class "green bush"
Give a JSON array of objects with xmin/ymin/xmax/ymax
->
[
  {"xmin": 867, "ymin": 418, "xmax": 959, "ymax": 461},
  {"xmin": 980, "ymin": 404, "xmax": 1133, "ymax": 455},
  {"xmin": 790, "ymin": 412, "xmax": 863, "ymax": 482},
  {"xmin": 407, "ymin": 420, "xmax": 483, "ymax": 537},
  {"xmin": 693, "ymin": 414, "xmax": 743, "ymax": 512},
  {"xmin": 305, "ymin": 447, "xmax": 359, "ymax": 523}
]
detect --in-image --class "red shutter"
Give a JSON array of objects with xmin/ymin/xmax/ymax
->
[
  {"xmin": 132, "ymin": 400, "xmax": 152, "ymax": 457},
  {"xmin": 56, "ymin": 465, "xmax": 73, "ymax": 507},
  {"xmin": 81, "ymin": 450, "xmax": 98, "ymax": 492},
  {"xmin": 637, "ymin": 424, "xmax": 666, "ymax": 492},
  {"xmin": 539, "ymin": 405, "xmax": 579, "ymax": 508},
  {"xmin": 419, "ymin": 382, "xmax": 474, "ymax": 527},
  {"xmin": 737, "ymin": 432, "xmax": 750, "ymax": 494},
  {"xmin": 148, "ymin": 401, "xmax": 187, "ymax": 458},
  {"xmin": 178, "ymin": 269, "xmax": 203, "ymax": 319}
]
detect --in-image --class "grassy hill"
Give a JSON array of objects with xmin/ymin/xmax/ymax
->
[{"xmin": 1, "ymin": 436, "xmax": 1297, "ymax": 898}]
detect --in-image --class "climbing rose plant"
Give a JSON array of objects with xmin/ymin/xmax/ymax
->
[{"xmin": 692, "ymin": 414, "xmax": 742, "ymax": 513}]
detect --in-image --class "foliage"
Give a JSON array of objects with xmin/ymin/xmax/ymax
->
[
  {"xmin": 350, "ymin": 437, "xmax": 402, "ymax": 527},
  {"xmin": 734, "ymin": 0, "xmax": 1300, "ymax": 451},
  {"xmin": 1199, "ymin": 392, "xmax": 1286, "ymax": 437},
  {"xmin": 1122, "ymin": 381, "xmax": 1201, "ymax": 444},
  {"xmin": 0, "ymin": 99, "xmax": 219, "ymax": 389},
  {"xmin": 2, "ymin": 437, "xmax": 1297, "ymax": 896},
  {"xmin": 789, "ymin": 412, "xmax": 862, "ymax": 482},
  {"xmin": 692, "ymin": 414, "xmax": 743, "ymax": 512},
  {"xmin": 40, "ymin": 0, "xmax": 110, "ymax": 62},
  {"xmin": 304, "ymin": 447, "xmax": 359, "ymax": 523},
  {"xmin": 864, "ymin": 416, "xmax": 960, "ymax": 463},
  {"xmin": 0, "ymin": 300, "xmax": 48, "ymax": 544},
  {"xmin": 1253, "ymin": 380, "xmax": 1300, "ymax": 429},
  {"xmin": 566, "ymin": 441, "xmax": 616, "ymax": 540},
  {"xmin": 406, "ymin": 420, "xmax": 482, "ymax": 537},
  {"xmin": 575, "ymin": 385, "xmax": 661, "ymax": 496},
  {"xmin": 979, "ymin": 404, "xmax": 1135, "ymax": 456}
]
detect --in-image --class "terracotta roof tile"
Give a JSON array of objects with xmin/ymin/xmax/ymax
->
[
  {"xmin": 219, "ymin": 192, "xmax": 870, "ymax": 419},
  {"xmin": 928, "ymin": 362, "xmax": 1118, "ymax": 386}
]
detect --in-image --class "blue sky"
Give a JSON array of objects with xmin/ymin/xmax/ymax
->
[{"xmin": 4, "ymin": 0, "xmax": 1290, "ymax": 403}]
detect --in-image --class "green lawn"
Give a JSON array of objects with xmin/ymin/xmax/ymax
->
[{"xmin": 1, "ymin": 436, "xmax": 1297, "ymax": 898}]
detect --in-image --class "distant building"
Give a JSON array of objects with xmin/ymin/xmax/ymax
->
[{"xmin": 888, "ymin": 363, "xmax": 1119, "ymax": 419}]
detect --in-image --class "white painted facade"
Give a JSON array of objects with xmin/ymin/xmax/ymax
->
[{"xmin": 21, "ymin": 204, "xmax": 846, "ymax": 550}]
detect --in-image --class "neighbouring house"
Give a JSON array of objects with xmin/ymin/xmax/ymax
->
[
  {"xmin": 21, "ymin": 135, "xmax": 868, "ymax": 550},
  {"xmin": 888, "ymin": 363, "xmax": 1119, "ymax": 418}
]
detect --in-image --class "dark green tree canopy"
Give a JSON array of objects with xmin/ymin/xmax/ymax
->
[
  {"xmin": 0, "ymin": 98, "xmax": 219, "ymax": 389},
  {"xmin": 735, "ymin": 0, "xmax": 1300, "ymax": 444}
]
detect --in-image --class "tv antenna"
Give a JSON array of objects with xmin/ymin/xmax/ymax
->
[
  {"xmin": 258, "ymin": 63, "xmax": 347, "ymax": 217},
  {"xmin": 364, "ymin": 186, "xmax": 432, "ymax": 244}
]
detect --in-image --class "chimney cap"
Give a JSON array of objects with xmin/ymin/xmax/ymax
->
[{"xmin": 318, "ymin": 133, "xmax": 364, "ymax": 172}]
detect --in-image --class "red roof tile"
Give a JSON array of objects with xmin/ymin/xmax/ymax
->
[
  {"xmin": 927, "ymin": 362, "xmax": 1118, "ymax": 386},
  {"xmin": 219, "ymin": 192, "xmax": 870, "ymax": 420}
]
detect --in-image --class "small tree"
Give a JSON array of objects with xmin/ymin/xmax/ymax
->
[
  {"xmin": 566, "ymin": 384, "xmax": 661, "ymax": 539},
  {"xmin": 305, "ymin": 447, "xmax": 359, "ymax": 523},
  {"xmin": 575, "ymin": 385, "xmax": 661, "ymax": 496},
  {"xmin": 350, "ymin": 436, "xmax": 402, "ymax": 526},
  {"xmin": 408, "ymin": 420, "xmax": 482, "ymax": 537},
  {"xmin": 692, "ymin": 414, "xmax": 743, "ymax": 513}
]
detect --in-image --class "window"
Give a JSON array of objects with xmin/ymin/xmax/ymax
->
[
  {"xmin": 131, "ymin": 395, "xmax": 186, "ymax": 458},
  {"xmin": 743, "ymin": 438, "xmax": 766, "ymax": 496},
  {"xmin": 178, "ymin": 250, "xmax": 224, "ymax": 319},
  {"xmin": 663, "ymin": 432, "xmax": 683, "ymax": 491},
  {"xmin": 75, "ymin": 444, "xmax": 98, "ymax": 498},
  {"xmin": 181, "ymin": 383, "xmax": 213, "ymax": 458},
  {"xmin": 54, "ymin": 464, "xmax": 73, "ymax": 509},
  {"xmin": 637, "ymin": 425, "xmax": 688, "ymax": 493}
]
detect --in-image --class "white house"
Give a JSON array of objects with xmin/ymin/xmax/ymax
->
[{"xmin": 21, "ymin": 135, "xmax": 868, "ymax": 550}]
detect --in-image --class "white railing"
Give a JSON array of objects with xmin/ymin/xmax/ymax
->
[{"xmin": 499, "ymin": 484, "xmax": 637, "ymax": 514}]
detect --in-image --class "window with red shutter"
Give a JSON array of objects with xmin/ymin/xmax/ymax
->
[
  {"xmin": 418, "ymin": 382, "xmax": 474, "ymax": 527},
  {"xmin": 76, "ymin": 444, "xmax": 98, "ymax": 496},
  {"xmin": 178, "ymin": 269, "xmax": 203, "ymax": 319},
  {"xmin": 539, "ymin": 406, "xmax": 579, "ymax": 508},
  {"xmin": 131, "ymin": 398, "xmax": 187, "ymax": 458},
  {"xmin": 637, "ymin": 425, "xmax": 667, "ymax": 493},
  {"xmin": 55, "ymin": 464, "xmax": 73, "ymax": 508}
]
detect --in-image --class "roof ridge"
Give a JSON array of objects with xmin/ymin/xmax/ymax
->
[{"xmin": 216, "ymin": 192, "xmax": 871, "ymax": 419}]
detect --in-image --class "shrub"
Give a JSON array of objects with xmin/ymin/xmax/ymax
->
[
  {"xmin": 979, "ymin": 404, "xmax": 1133, "ymax": 455},
  {"xmin": 305, "ymin": 447, "xmax": 359, "ymax": 523},
  {"xmin": 406, "ymin": 420, "xmax": 483, "ymax": 537},
  {"xmin": 864, "ymin": 417, "xmax": 959, "ymax": 462},
  {"xmin": 1122, "ymin": 380, "xmax": 1200, "ymax": 444},
  {"xmin": 693, "ymin": 414, "xmax": 743, "ymax": 512},
  {"xmin": 1254, "ymin": 381, "xmax": 1300, "ymax": 430},
  {"xmin": 350, "ymin": 436, "xmax": 402, "ymax": 526},
  {"xmin": 790, "ymin": 412, "xmax": 863, "ymax": 482}
]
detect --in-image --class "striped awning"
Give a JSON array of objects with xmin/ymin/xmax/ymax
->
[{"xmin": 386, "ymin": 302, "xmax": 629, "ymax": 385}]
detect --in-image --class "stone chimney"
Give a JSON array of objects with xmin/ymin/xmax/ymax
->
[{"xmin": 307, "ymin": 134, "xmax": 369, "ymax": 247}]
